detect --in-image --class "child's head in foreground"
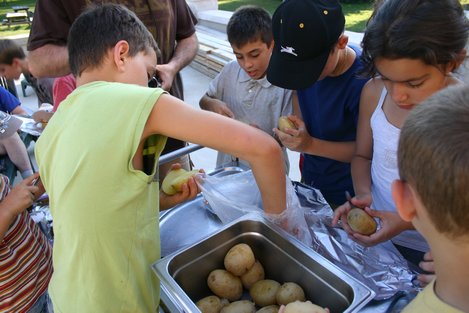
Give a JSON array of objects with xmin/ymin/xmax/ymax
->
[
  {"xmin": 0, "ymin": 39, "xmax": 26, "ymax": 80},
  {"xmin": 394, "ymin": 84, "xmax": 469, "ymax": 241},
  {"xmin": 68, "ymin": 3, "xmax": 158, "ymax": 85},
  {"xmin": 226, "ymin": 5, "xmax": 273, "ymax": 80}
]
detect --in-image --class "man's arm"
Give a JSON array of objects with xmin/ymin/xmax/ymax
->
[
  {"xmin": 156, "ymin": 33, "xmax": 198, "ymax": 91},
  {"xmin": 27, "ymin": 44, "xmax": 70, "ymax": 78}
]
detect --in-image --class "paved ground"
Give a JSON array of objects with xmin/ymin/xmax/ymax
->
[{"xmin": 14, "ymin": 66, "xmax": 301, "ymax": 182}]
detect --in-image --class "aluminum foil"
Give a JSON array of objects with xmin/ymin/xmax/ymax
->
[{"xmin": 293, "ymin": 182, "xmax": 419, "ymax": 301}]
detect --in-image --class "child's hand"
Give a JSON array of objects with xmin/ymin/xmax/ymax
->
[
  {"xmin": 417, "ymin": 251, "xmax": 435, "ymax": 287},
  {"xmin": 349, "ymin": 209, "xmax": 411, "ymax": 247},
  {"xmin": 332, "ymin": 193, "xmax": 372, "ymax": 231},
  {"xmin": 273, "ymin": 115, "xmax": 310, "ymax": 152},
  {"xmin": 159, "ymin": 164, "xmax": 204, "ymax": 210},
  {"xmin": 1, "ymin": 173, "xmax": 40, "ymax": 218},
  {"xmin": 206, "ymin": 99, "xmax": 234, "ymax": 118}
]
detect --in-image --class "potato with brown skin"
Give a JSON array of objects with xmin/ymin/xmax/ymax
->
[
  {"xmin": 196, "ymin": 295, "xmax": 228, "ymax": 313},
  {"xmin": 207, "ymin": 269, "xmax": 243, "ymax": 301},
  {"xmin": 220, "ymin": 300, "xmax": 256, "ymax": 313},
  {"xmin": 224, "ymin": 243, "xmax": 255, "ymax": 276},
  {"xmin": 256, "ymin": 305, "xmax": 279, "ymax": 313},
  {"xmin": 161, "ymin": 168, "xmax": 199, "ymax": 195},
  {"xmin": 347, "ymin": 208, "xmax": 377, "ymax": 235},
  {"xmin": 275, "ymin": 282, "xmax": 306, "ymax": 305},
  {"xmin": 250, "ymin": 279, "xmax": 281, "ymax": 307},
  {"xmin": 278, "ymin": 116, "xmax": 296, "ymax": 132},
  {"xmin": 241, "ymin": 260, "xmax": 265, "ymax": 289}
]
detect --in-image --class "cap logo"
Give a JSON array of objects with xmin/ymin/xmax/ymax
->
[
  {"xmin": 323, "ymin": 10, "xmax": 328, "ymax": 15},
  {"xmin": 280, "ymin": 46, "xmax": 298, "ymax": 57}
]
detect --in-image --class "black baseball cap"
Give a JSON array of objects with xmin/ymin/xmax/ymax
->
[{"xmin": 267, "ymin": 0, "xmax": 345, "ymax": 90}]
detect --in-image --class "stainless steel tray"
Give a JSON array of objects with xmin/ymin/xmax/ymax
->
[{"xmin": 154, "ymin": 214, "xmax": 375, "ymax": 313}]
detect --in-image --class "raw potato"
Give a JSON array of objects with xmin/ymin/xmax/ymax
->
[
  {"xmin": 283, "ymin": 300, "xmax": 327, "ymax": 313},
  {"xmin": 275, "ymin": 282, "xmax": 306, "ymax": 305},
  {"xmin": 161, "ymin": 168, "xmax": 199, "ymax": 195},
  {"xmin": 224, "ymin": 243, "xmax": 255, "ymax": 276},
  {"xmin": 256, "ymin": 305, "xmax": 279, "ymax": 313},
  {"xmin": 250, "ymin": 279, "xmax": 281, "ymax": 307},
  {"xmin": 196, "ymin": 295, "xmax": 228, "ymax": 313},
  {"xmin": 207, "ymin": 269, "xmax": 243, "ymax": 301},
  {"xmin": 241, "ymin": 260, "xmax": 265, "ymax": 289},
  {"xmin": 220, "ymin": 300, "xmax": 256, "ymax": 313},
  {"xmin": 278, "ymin": 116, "xmax": 295, "ymax": 132},
  {"xmin": 347, "ymin": 208, "xmax": 377, "ymax": 235}
]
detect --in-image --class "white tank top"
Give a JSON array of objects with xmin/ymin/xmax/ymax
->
[{"xmin": 370, "ymin": 89, "xmax": 429, "ymax": 252}]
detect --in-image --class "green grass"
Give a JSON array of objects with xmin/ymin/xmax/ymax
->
[
  {"xmin": 0, "ymin": 0, "xmax": 35, "ymax": 37},
  {"xmin": 220, "ymin": 0, "xmax": 469, "ymax": 33},
  {"xmin": 1, "ymin": 0, "xmax": 469, "ymax": 36}
]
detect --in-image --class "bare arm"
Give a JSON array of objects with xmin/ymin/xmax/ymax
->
[
  {"xmin": 156, "ymin": 33, "xmax": 199, "ymax": 91},
  {"xmin": 12, "ymin": 105, "xmax": 28, "ymax": 116},
  {"xmin": 199, "ymin": 94, "xmax": 234, "ymax": 118},
  {"xmin": 0, "ymin": 174, "xmax": 40, "ymax": 241},
  {"xmin": 28, "ymin": 44, "xmax": 70, "ymax": 78},
  {"xmin": 146, "ymin": 94, "xmax": 286, "ymax": 214},
  {"xmin": 351, "ymin": 79, "xmax": 382, "ymax": 203}
]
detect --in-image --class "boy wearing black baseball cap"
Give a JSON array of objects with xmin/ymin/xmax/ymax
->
[{"xmin": 268, "ymin": 0, "xmax": 368, "ymax": 206}]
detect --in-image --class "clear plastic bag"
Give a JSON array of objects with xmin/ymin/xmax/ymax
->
[{"xmin": 197, "ymin": 170, "xmax": 313, "ymax": 245}]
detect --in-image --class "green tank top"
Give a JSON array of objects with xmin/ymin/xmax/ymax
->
[{"xmin": 35, "ymin": 81, "xmax": 167, "ymax": 312}]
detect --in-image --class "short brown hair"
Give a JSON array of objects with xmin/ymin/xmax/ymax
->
[
  {"xmin": 0, "ymin": 39, "xmax": 25, "ymax": 65},
  {"xmin": 398, "ymin": 85, "xmax": 469, "ymax": 238}
]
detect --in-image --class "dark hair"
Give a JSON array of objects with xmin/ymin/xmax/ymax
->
[
  {"xmin": 361, "ymin": 0, "xmax": 469, "ymax": 77},
  {"xmin": 227, "ymin": 5, "xmax": 273, "ymax": 48},
  {"xmin": 68, "ymin": 4, "xmax": 157, "ymax": 76},
  {"xmin": 0, "ymin": 39, "xmax": 26, "ymax": 65},
  {"xmin": 398, "ymin": 84, "xmax": 469, "ymax": 238}
]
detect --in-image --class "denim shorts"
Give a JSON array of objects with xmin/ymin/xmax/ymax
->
[{"xmin": 28, "ymin": 292, "xmax": 53, "ymax": 313}]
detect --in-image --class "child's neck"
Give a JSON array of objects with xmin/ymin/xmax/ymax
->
[
  {"xmin": 432, "ymin": 239, "xmax": 469, "ymax": 312},
  {"xmin": 330, "ymin": 46, "xmax": 355, "ymax": 77}
]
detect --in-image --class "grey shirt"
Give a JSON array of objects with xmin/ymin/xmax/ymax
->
[{"xmin": 206, "ymin": 60, "xmax": 293, "ymax": 173}]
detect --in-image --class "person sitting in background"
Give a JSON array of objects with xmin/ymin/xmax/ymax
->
[
  {"xmin": 393, "ymin": 84, "xmax": 469, "ymax": 313},
  {"xmin": 0, "ymin": 39, "xmax": 54, "ymax": 107},
  {"xmin": 0, "ymin": 85, "xmax": 27, "ymax": 115},
  {"xmin": 199, "ymin": 5, "xmax": 294, "ymax": 173},
  {"xmin": 0, "ymin": 145, "xmax": 52, "ymax": 313},
  {"xmin": 0, "ymin": 111, "xmax": 34, "ymax": 179}
]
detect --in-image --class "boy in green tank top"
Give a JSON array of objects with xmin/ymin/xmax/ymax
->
[{"xmin": 35, "ymin": 4, "xmax": 286, "ymax": 313}]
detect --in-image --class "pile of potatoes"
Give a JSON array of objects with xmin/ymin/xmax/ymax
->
[{"xmin": 196, "ymin": 243, "xmax": 325, "ymax": 313}]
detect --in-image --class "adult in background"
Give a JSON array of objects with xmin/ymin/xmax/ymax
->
[{"xmin": 27, "ymin": 0, "xmax": 199, "ymax": 179}]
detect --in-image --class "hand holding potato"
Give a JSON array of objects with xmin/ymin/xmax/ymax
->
[
  {"xmin": 159, "ymin": 164, "xmax": 203, "ymax": 210},
  {"xmin": 272, "ymin": 115, "xmax": 312, "ymax": 152}
]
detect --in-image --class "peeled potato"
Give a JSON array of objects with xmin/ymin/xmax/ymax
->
[
  {"xmin": 275, "ymin": 282, "xmax": 306, "ymax": 305},
  {"xmin": 278, "ymin": 116, "xmax": 295, "ymax": 132},
  {"xmin": 196, "ymin": 295, "xmax": 228, "ymax": 313},
  {"xmin": 283, "ymin": 300, "xmax": 327, "ymax": 313},
  {"xmin": 256, "ymin": 305, "xmax": 279, "ymax": 313},
  {"xmin": 207, "ymin": 269, "xmax": 243, "ymax": 301},
  {"xmin": 161, "ymin": 168, "xmax": 199, "ymax": 195},
  {"xmin": 220, "ymin": 300, "xmax": 256, "ymax": 313},
  {"xmin": 250, "ymin": 279, "xmax": 281, "ymax": 307},
  {"xmin": 347, "ymin": 208, "xmax": 377, "ymax": 235},
  {"xmin": 241, "ymin": 260, "xmax": 265, "ymax": 289},
  {"xmin": 224, "ymin": 243, "xmax": 255, "ymax": 276}
]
